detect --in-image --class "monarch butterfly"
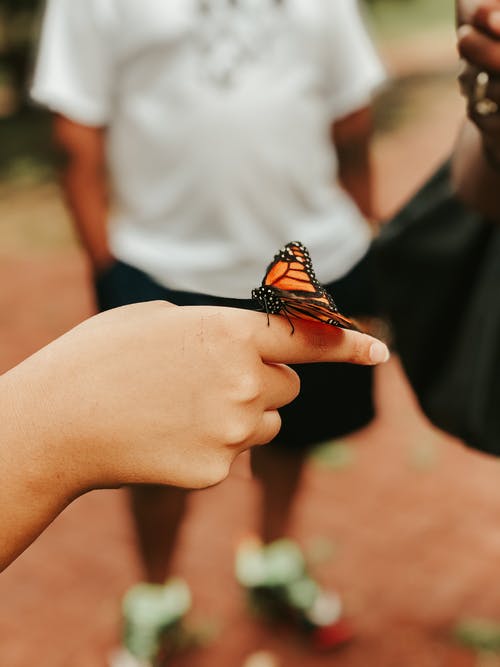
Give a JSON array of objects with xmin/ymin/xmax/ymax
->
[{"xmin": 251, "ymin": 241, "xmax": 359, "ymax": 334}]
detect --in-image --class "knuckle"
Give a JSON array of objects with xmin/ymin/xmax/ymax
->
[
  {"xmin": 307, "ymin": 330, "xmax": 338, "ymax": 361},
  {"xmin": 197, "ymin": 458, "xmax": 231, "ymax": 488},
  {"xmin": 311, "ymin": 333, "xmax": 331, "ymax": 356},
  {"xmin": 288, "ymin": 368, "xmax": 301, "ymax": 401},
  {"xmin": 235, "ymin": 371, "xmax": 263, "ymax": 403},
  {"xmin": 222, "ymin": 416, "xmax": 254, "ymax": 448},
  {"xmin": 217, "ymin": 309, "xmax": 252, "ymax": 340},
  {"xmin": 267, "ymin": 412, "xmax": 282, "ymax": 442},
  {"xmin": 251, "ymin": 411, "xmax": 282, "ymax": 446},
  {"xmin": 279, "ymin": 366, "xmax": 301, "ymax": 405},
  {"xmin": 152, "ymin": 299, "xmax": 173, "ymax": 312},
  {"xmin": 201, "ymin": 310, "xmax": 228, "ymax": 341},
  {"xmin": 348, "ymin": 335, "xmax": 366, "ymax": 364}
]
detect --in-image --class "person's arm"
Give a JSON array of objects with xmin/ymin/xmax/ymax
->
[
  {"xmin": 452, "ymin": 119, "xmax": 500, "ymax": 219},
  {"xmin": 452, "ymin": 0, "xmax": 500, "ymax": 219},
  {"xmin": 321, "ymin": 0, "xmax": 385, "ymax": 228},
  {"xmin": 332, "ymin": 106, "xmax": 378, "ymax": 225},
  {"xmin": 54, "ymin": 115, "xmax": 114, "ymax": 272},
  {"xmin": 0, "ymin": 302, "xmax": 389, "ymax": 571}
]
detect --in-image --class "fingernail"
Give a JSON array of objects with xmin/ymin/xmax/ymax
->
[
  {"xmin": 369, "ymin": 341, "xmax": 390, "ymax": 364},
  {"xmin": 489, "ymin": 11, "xmax": 500, "ymax": 33},
  {"xmin": 457, "ymin": 24, "xmax": 473, "ymax": 40}
]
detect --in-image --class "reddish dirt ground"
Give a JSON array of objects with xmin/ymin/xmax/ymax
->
[{"xmin": 0, "ymin": 33, "xmax": 496, "ymax": 667}]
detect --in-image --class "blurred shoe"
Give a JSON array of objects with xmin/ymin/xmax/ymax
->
[
  {"xmin": 109, "ymin": 577, "xmax": 191, "ymax": 667},
  {"xmin": 235, "ymin": 537, "xmax": 355, "ymax": 650},
  {"xmin": 108, "ymin": 648, "xmax": 150, "ymax": 667},
  {"xmin": 241, "ymin": 650, "xmax": 282, "ymax": 667}
]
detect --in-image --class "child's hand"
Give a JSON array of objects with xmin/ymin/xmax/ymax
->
[
  {"xmin": 5, "ymin": 301, "xmax": 389, "ymax": 493},
  {"xmin": 457, "ymin": 1, "xmax": 500, "ymax": 165}
]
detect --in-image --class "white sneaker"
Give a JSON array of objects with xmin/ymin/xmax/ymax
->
[{"xmin": 108, "ymin": 648, "xmax": 151, "ymax": 667}]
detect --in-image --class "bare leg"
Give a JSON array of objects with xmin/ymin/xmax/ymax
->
[
  {"xmin": 251, "ymin": 445, "xmax": 306, "ymax": 544},
  {"xmin": 128, "ymin": 485, "xmax": 189, "ymax": 583}
]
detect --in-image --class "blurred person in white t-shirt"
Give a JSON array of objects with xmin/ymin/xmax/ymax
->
[{"xmin": 32, "ymin": 0, "xmax": 385, "ymax": 648}]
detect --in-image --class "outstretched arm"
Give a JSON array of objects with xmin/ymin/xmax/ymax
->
[{"xmin": 0, "ymin": 302, "xmax": 389, "ymax": 571}]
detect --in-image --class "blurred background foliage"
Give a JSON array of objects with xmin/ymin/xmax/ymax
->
[
  {"xmin": 0, "ymin": 0, "xmax": 41, "ymax": 106},
  {"xmin": 365, "ymin": 0, "xmax": 453, "ymax": 37},
  {"xmin": 0, "ymin": 0, "xmax": 50, "ymax": 184}
]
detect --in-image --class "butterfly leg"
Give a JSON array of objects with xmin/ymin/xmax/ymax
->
[
  {"xmin": 262, "ymin": 296, "xmax": 271, "ymax": 327},
  {"xmin": 281, "ymin": 308, "xmax": 295, "ymax": 335}
]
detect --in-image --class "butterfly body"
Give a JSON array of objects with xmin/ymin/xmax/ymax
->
[{"xmin": 252, "ymin": 241, "xmax": 359, "ymax": 334}]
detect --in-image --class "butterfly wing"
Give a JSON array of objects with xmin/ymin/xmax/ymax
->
[
  {"xmin": 262, "ymin": 241, "xmax": 319, "ymax": 293},
  {"xmin": 279, "ymin": 290, "xmax": 359, "ymax": 331},
  {"xmin": 259, "ymin": 241, "xmax": 360, "ymax": 332}
]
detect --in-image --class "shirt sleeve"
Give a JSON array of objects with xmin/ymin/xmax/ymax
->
[
  {"xmin": 324, "ymin": 0, "xmax": 387, "ymax": 121},
  {"xmin": 31, "ymin": 0, "xmax": 115, "ymax": 126}
]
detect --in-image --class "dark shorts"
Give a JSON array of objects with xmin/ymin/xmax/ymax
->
[{"xmin": 95, "ymin": 250, "xmax": 377, "ymax": 448}]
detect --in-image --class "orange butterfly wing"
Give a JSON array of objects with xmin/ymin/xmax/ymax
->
[
  {"xmin": 254, "ymin": 242, "xmax": 359, "ymax": 332},
  {"xmin": 264, "ymin": 243, "xmax": 318, "ymax": 293}
]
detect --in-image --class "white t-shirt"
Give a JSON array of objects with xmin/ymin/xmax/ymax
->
[{"xmin": 32, "ymin": 0, "xmax": 385, "ymax": 298}]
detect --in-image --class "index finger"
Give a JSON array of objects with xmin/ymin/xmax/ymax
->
[
  {"xmin": 458, "ymin": 24, "xmax": 500, "ymax": 71},
  {"xmin": 254, "ymin": 314, "xmax": 389, "ymax": 366}
]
